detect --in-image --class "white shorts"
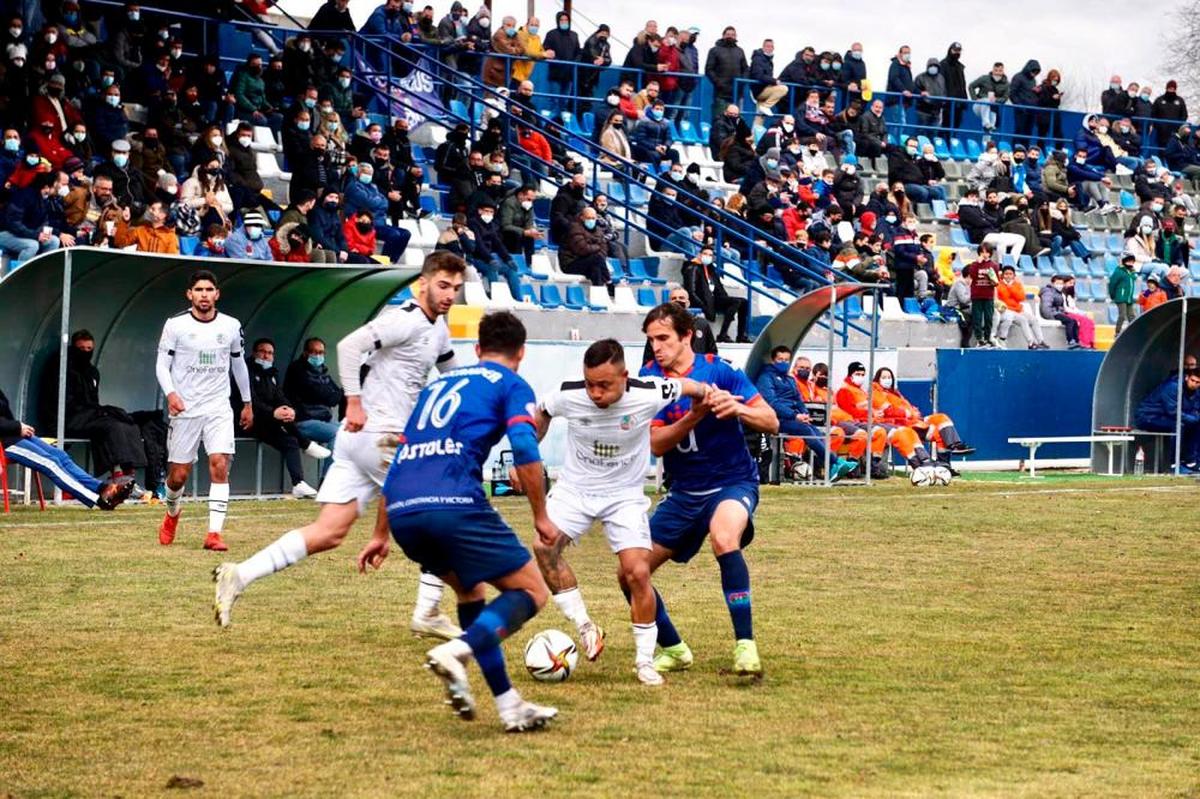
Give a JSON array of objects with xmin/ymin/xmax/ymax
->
[
  {"xmin": 315, "ymin": 428, "xmax": 393, "ymax": 515},
  {"xmin": 167, "ymin": 412, "xmax": 236, "ymax": 464},
  {"xmin": 546, "ymin": 482, "xmax": 652, "ymax": 553}
]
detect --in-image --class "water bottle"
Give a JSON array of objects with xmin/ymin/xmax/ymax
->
[{"xmin": 1134, "ymin": 446, "xmax": 1145, "ymax": 477}]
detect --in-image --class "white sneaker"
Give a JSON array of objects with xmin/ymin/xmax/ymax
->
[
  {"xmin": 500, "ymin": 699, "xmax": 558, "ymax": 732},
  {"xmin": 291, "ymin": 481, "xmax": 318, "ymax": 499},
  {"xmin": 578, "ymin": 620, "xmax": 605, "ymax": 661},
  {"xmin": 304, "ymin": 441, "xmax": 332, "ymax": 459},
  {"xmin": 410, "ymin": 611, "xmax": 463, "ymax": 640},
  {"xmin": 425, "ymin": 640, "xmax": 475, "ymax": 721},
  {"xmin": 212, "ymin": 563, "xmax": 244, "ymax": 628},
  {"xmin": 635, "ymin": 661, "xmax": 664, "ymax": 686}
]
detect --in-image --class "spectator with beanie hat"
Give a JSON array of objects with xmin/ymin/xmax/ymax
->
[{"xmin": 225, "ymin": 209, "xmax": 272, "ymax": 261}]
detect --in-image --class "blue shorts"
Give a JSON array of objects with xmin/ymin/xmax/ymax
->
[
  {"xmin": 388, "ymin": 505, "xmax": 532, "ymax": 590},
  {"xmin": 649, "ymin": 481, "xmax": 759, "ymax": 563}
]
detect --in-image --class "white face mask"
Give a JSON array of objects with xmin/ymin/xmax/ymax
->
[
  {"xmin": 520, "ymin": 200, "xmax": 533, "ymax": 210},
  {"xmin": 211, "ymin": 135, "xmax": 223, "ymax": 147},
  {"xmin": 880, "ymin": 377, "xmax": 893, "ymax": 389},
  {"xmin": 850, "ymin": 374, "xmax": 864, "ymax": 386},
  {"xmin": 237, "ymin": 136, "xmax": 252, "ymax": 147},
  {"xmin": 480, "ymin": 213, "xmax": 493, "ymax": 224}
]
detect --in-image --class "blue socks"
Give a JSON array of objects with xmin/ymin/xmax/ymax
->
[
  {"xmin": 460, "ymin": 590, "xmax": 537, "ymax": 697},
  {"xmin": 457, "ymin": 599, "xmax": 485, "ymax": 629},
  {"xmin": 623, "ymin": 586, "xmax": 682, "ymax": 648},
  {"xmin": 717, "ymin": 550, "xmax": 753, "ymax": 640}
]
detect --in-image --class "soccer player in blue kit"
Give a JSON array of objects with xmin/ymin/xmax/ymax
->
[
  {"xmin": 639, "ymin": 303, "xmax": 778, "ymax": 678},
  {"xmin": 355, "ymin": 311, "xmax": 563, "ymax": 732}
]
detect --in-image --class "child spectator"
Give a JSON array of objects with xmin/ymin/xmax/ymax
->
[
  {"xmin": 1107, "ymin": 253, "xmax": 1138, "ymax": 335},
  {"xmin": 1039, "ymin": 274, "xmax": 1083, "ymax": 349},
  {"xmin": 343, "ymin": 208, "xmax": 377, "ymax": 260},
  {"xmin": 964, "ymin": 242, "xmax": 1000, "ymax": 348},
  {"xmin": 1139, "ymin": 275, "xmax": 1168, "ymax": 312}
]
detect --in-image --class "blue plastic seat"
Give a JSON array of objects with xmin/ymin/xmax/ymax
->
[
  {"xmin": 626, "ymin": 183, "xmax": 650, "ymax": 207},
  {"xmin": 660, "ymin": 287, "xmax": 672, "ymax": 303},
  {"xmin": 949, "ymin": 137, "xmax": 967, "ymax": 160},
  {"xmin": 636, "ymin": 287, "xmax": 659, "ymax": 307},
  {"xmin": 1190, "ymin": 262, "xmax": 1200, "ymax": 281},
  {"xmin": 949, "ymin": 227, "xmax": 970, "ymax": 247},
  {"xmin": 930, "ymin": 198, "xmax": 948, "ymax": 218},
  {"xmin": 518, "ymin": 284, "xmax": 540, "ymax": 305},
  {"xmin": 700, "ymin": 121, "xmax": 711, "ymax": 142},
  {"xmin": 1052, "ymin": 256, "xmax": 1068, "ymax": 275},
  {"xmin": 628, "ymin": 258, "xmax": 666, "ymax": 285},
  {"xmin": 540, "ymin": 284, "xmax": 570, "ymax": 309},
  {"xmin": 965, "ymin": 138, "xmax": 982, "ymax": 160},
  {"xmin": 179, "ymin": 235, "xmax": 199, "ymax": 256},
  {"xmin": 901, "ymin": 297, "xmax": 923, "ymax": 315},
  {"xmin": 997, "ymin": 139, "xmax": 1013, "ymax": 153},
  {"xmin": 1073, "ymin": 279, "xmax": 1092, "ymax": 300},
  {"xmin": 511, "ymin": 254, "xmax": 548, "ymax": 281},
  {"xmin": 607, "ymin": 257, "xmax": 628, "ymax": 282},
  {"xmin": 1107, "ymin": 232, "xmax": 1123, "ymax": 252},
  {"xmin": 836, "ymin": 295, "xmax": 863, "ymax": 321},
  {"xmin": 1089, "ymin": 257, "xmax": 1107, "ymax": 278},
  {"xmin": 1037, "ymin": 255, "xmax": 1055, "ymax": 276},
  {"xmin": 567, "ymin": 284, "xmax": 604, "ymax": 311},
  {"xmin": 933, "ymin": 137, "xmax": 951, "ymax": 160},
  {"xmin": 1119, "ymin": 190, "xmax": 1137, "ymax": 209},
  {"xmin": 1000, "ymin": 254, "xmax": 1016, "ymax": 268},
  {"xmin": 679, "ymin": 120, "xmax": 700, "ymax": 145},
  {"xmin": 1018, "ymin": 254, "xmax": 1035, "ymax": 275}
]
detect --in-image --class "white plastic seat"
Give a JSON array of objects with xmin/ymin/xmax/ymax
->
[
  {"xmin": 463, "ymin": 280, "xmax": 489, "ymax": 306},
  {"xmin": 255, "ymin": 151, "xmax": 280, "ymax": 180},
  {"xmin": 610, "ymin": 285, "xmax": 641, "ymax": 312},
  {"xmin": 402, "ymin": 247, "xmax": 427, "ymax": 266},
  {"xmin": 397, "ymin": 219, "xmax": 439, "ymax": 249},
  {"xmin": 588, "ymin": 285, "xmax": 612, "ymax": 311},
  {"xmin": 487, "ymin": 282, "xmax": 518, "ymax": 309}
]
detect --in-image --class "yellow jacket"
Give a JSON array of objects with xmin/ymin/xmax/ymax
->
[{"xmin": 513, "ymin": 29, "xmax": 545, "ymax": 83}]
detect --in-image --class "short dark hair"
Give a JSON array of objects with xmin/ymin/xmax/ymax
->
[
  {"xmin": 303, "ymin": 336, "xmax": 325, "ymax": 352},
  {"xmin": 252, "ymin": 337, "xmax": 274, "ymax": 350},
  {"xmin": 421, "ymin": 250, "xmax": 467, "ymax": 278},
  {"xmin": 641, "ymin": 302, "xmax": 694, "ymax": 338},
  {"xmin": 188, "ymin": 269, "xmax": 217, "ymax": 289},
  {"xmin": 583, "ymin": 338, "xmax": 625, "ymax": 369},
  {"xmin": 770, "ymin": 345, "xmax": 792, "ymax": 359},
  {"xmin": 1001, "ymin": 265, "xmax": 1015, "ymax": 273},
  {"xmin": 478, "ymin": 311, "xmax": 526, "ymax": 357},
  {"xmin": 813, "ymin": 361, "xmax": 829, "ymax": 375},
  {"xmin": 71, "ymin": 329, "xmax": 94, "ymax": 345}
]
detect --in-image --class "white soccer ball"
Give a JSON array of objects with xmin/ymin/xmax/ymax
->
[
  {"xmin": 909, "ymin": 465, "xmax": 936, "ymax": 487},
  {"xmin": 931, "ymin": 465, "xmax": 954, "ymax": 486},
  {"xmin": 523, "ymin": 629, "xmax": 578, "ymax": 682}
]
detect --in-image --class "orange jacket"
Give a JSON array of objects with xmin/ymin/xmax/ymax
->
[
  {"xmin": 873, "ymin": 383, "xmax": 924, "ymax": 425},
  {"xmin": 996, "ymin": 279, "xmax": 1027, "ymax": 312},
  {"xmin": 1139, "ymin": 288, "xmax": 1168, "ymax": 312},
  {"xmin": 835, "ymin": 378, "xmax": 884, "ymax": 424},
  {"xmin": 115, "ymin": 221, "xmax": 180, "ymax": 254},
  {"xmin": 798, "ymin": 377, "xmax": 855, "ymax": 424}
]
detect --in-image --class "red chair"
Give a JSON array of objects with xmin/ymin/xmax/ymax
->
[{"xmin": 0, "ymin": 446, "xmax": 46, "ymax": 513}]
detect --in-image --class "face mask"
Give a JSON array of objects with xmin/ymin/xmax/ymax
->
[
  {"xmin": 1110, "ymin": 82, "xmax": 1121, "ymax": 91},
  {"xmin": 3, "ymin": 138, "xmax": 17, "ymax": 152},
  {"xmin": 815, "ymin": 375, "xmax": 828, "ymax": 388},
  {"xmin": 106, "ymin": 94, "xmax": 120, "ymax": 107},
  {"xmin": 906, "ymin": 145, "xmax": 918, "ymax": 156},
  {"xmin": 128, "ymin": 10, "xmax": 140, "ymax": 21},
  {"xmin": 338, "ymin": 76, "xmax": 350, "ymax": 88},
  {"xmin": 356, "ymin": 171, "xmax": 374, "ymax": 184},
  {"xmin": 851, "ymin": 50, "xmax": 863, "ymax": 60},
  {"xmin": 649, "ymin": 109, "xmax": 664, "ymax": 121},
  {"xmin": 504, "ymin": 26, "xmax": 517, "ymax": 37},
  {"xmin": 46, "ymin": 31, "xmax": 58, "ymax": 44},
  {"xmin": 478, "ymin": 17, "xmax": 489, "ymax": 27},
  {"xmin": 885, "ymin": 214, "xmax": 897, "ymax": 224},
  {"xmin": 479, "ymin": 213, "xmax": 494, "ymax": 224},
  {"xmin": 299, "ymin": 40, "xmax": 311, "ymax": 52},
  {"xmin": 669, "ymin": 170, "xmax": 683, "ymax": 181},
  {"xmin": 900, "ymin": 53, "xmax": 910, "ymax": 64},
  {"xmin": 307, "ymin": 354, "xmax": 325, "ymax": 368},
  {"xmin": 850, "ymin": 374, "xmax": 865, "ymax": 386},
  {"xmin": 1153, "ymin": 204, "xmax": 1163, "ymax": 213},
  {"xmin": 519, "ymin": 199, "xmax": 533, "ymax": 211},
  {"xmin": 832, "ymin": 61, "xmax": 842, "ymax": 70},
  {"xmin": 238, "ymin": 135, "xmax": 252, "ymax": 147},
  {"xmin": 583, "ymin": 218, "xmax": 597, "ymax": 230},
  {"xmin": 210, "ymin": 237, "xmax": 225, "ymax": 250},
  {"xmin": 820, "ymin": 62, "xmax": 831, "ymax": 71},
  {"xmin": 606, "ymin": 95, "xmax": 619, "ymax": 106},
  {"xmin": 326, "ymin": 120, "xmax": 339, "ymax": 130},
  {"xmin": 8, "ymin": 26, "xmax": 20, "ymax": 37},
  {"xmin": 700, "ymin": 254, "xmax": 713, "ymax": 265},
  {"xmin": 880, "ymin": 377, "xmax": 894, "ymax": 389},
  {"xmin": 927, "ymin": 66, "xmax": 938, "ymax": 76},
  {"xmin": 527, "ymin": 25, "xmax": 538, "ymax": 34},
  {"xmin": 1097, "ymin": 127, "xmax": 1109, "ymax": 135},
  {"xmin": 1119, "ymin": 125, "xmax": 1130, "ymax": 134},
  {"xmin": 56, "ymin": 183, "xmax": 69, "ymax": 197},
  {"xmin": 297, "ymin": 120, "xmax": 310, "ymax": 131},
  {"xmin": 765, "ymin": 158, "xmax": 779, "ymax": 169},
  {"xmin": 843, "ymin": 164, "xmax": 856, "ymax": 175},
  {"xmin": 246, "ymin": 226, "xmax": 263, "ymax": 240},
  {"xmin": 1142, "ymin": 93, "xmax": 1151, "ymax": 101},
  {"xmin": 368, "ymin": 130, "xmax": 383, "ymax": 143},
  {"xmin": 558, "ymin": 21, "xmax": 569, "ymax": 30},
  {"xmin": 1076, "ymin": 157, "xmax": 1086, "ymax": 164},
  {"xmin": 113, "ymin": 153, "xmax": 128, "ymax": 167},
  {"xmin": 254, "ymin": 358, "xmax": 273, "ymax": 369}
]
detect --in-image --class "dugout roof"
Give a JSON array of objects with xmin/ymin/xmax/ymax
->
[{"xmin": 0, "ymin": 248, "xmax": 418, "ymax": 426}]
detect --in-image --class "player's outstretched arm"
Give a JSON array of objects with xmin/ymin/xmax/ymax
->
[
  {"xmin": 532, "ymin": 407, "xmax": 553, "ymax": 443},
  {"xmin": 649, "ymin": 389, "xmax": 713, "ymax": 457}
]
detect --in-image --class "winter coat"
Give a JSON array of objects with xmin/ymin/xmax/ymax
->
[
  {"xmin": 1101, "ymin": 88, "xmax": 1133, "ymax": 118},
  {"xmin": 913, "ymin": 61, "xmax": 946, "ymax": 113},
  {"xmin": 345, "ymin": 177, "xmax": 389, "ymax": 217},
  {"xmin": 855, "ymin": 109, "xmax": 887, "ymax": 151},
  {"xmin": 559, "ymin": 218, "xmax": 606, "ymax": 268},
  {"xmin": 887, "ymin": 146, "xmax": 925, "ymax": 185},
  {"xmin": 748, "ymin": 48, "xmax": 776, "ymax": 95},
  {"xmin": 756, "ymin": 363, "xmax": 805, "ymax": 422},
  {"xmin": 1108, "ymin": 265, "xmax": 1137, "ymax": 304},
  {"xmin": 939, "ymin": 48, "xmax": 967, "ymax": 99},
  {"xmin": 1038, "ymin": 284, "xmax": 1067, "ymax": 319},
  {"xmin": 483, "ymin": 28, "xmax": 523, "ymax": 87},
  {"xmin": 840, "ymin": 50, "xmax": 867, "ymax": 87},
  {"xmin": 1136, "ymin": 376, "xmax": 1200, "ymax": 426},
  {"xmin": 308, "ymin": 203, "xmax": 347, "ymax": 254},
  {"xmin": 885, "ymin": 56, "xmax": 914, "ymax": 106},
  {"xmin": 1042, "ymin": 159, "xmax": 1070, "ymax": 196},
  {"xmin": 224, "ymin": 226, "xmax": 271, "ymax": 260},
  {"xmin": 958, "ymin": 198, "xmax": 1001, "ymax": 242},
  {"xmin": 283, "ymin": 358, "xmax": 343, "ymax": 423},
  {"xmin": 1152, "ymin": 92, "xmax": 1189, "ymax": 125},
  {"xmin": 467, "ymin": 213, "xmax": 510, "ymax": 263},
  {"xmin": 704, "ymin": 38, "xmax": 747, "ymax": 99},
  {"xmin": 343, "ymin": 217, "xmax": 377, "ymax": 256},
  {"xmin": 1008, "ymin": 60, "xmax": 1041, "ymax": 107},
  {"xmin": 968, "ymin": 72, "xmax": 1009, "ymax": 103}
]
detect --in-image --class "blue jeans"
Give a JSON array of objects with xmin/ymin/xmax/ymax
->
[
  {"xmin": 0, "ymin": 230, "xmax": 59, "ymax": 263},
  {"xmin": 295, "ymin": 419, "xmax": 339, "ymax": 447},
  {"xmin": 903, "ymin": 183, "xmax": 947, "ymax": 203},
  {"xmin": 475, "ymin": 256, "xmax": 522, "ymax": 299},
  {"xmin": 1138, "ymin": 262, "xmax": 1169, "ymax": 282},
  {"xmin": 1050, "ymin": 235, "xmax": 1091, "ymax": 260},
  {"xmin": 780, "ymin": 418, "xmax": 827, "ymax": 467},
  {"xmin": 374, "ymin": 224, "xmax": 411, "ymax": 262},
  {"xmin": 673, "ymin": 88, "xmax": 694, "ymax": 124},
  {"xmin": 4, "ymin": 437, "xmax": 102, "ymax": 507},
  {"xmin": 548, "ymin": 78, "xmax": 574, "ymax": 114},
  {"xmin": 1136, "ymin": 413, "xmax": 1200, "ymax": 466},
  {"xmin": 1116, "ymin": 155, "xmax": 1143, "ymax": 171}
]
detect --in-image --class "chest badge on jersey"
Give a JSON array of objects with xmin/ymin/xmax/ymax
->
[{"xmin": 619, "ymin": 414, "xmax": 633, "ymax": 431}]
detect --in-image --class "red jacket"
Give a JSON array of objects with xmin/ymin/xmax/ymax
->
[
  {"xmin": 518, "ymin": 128, "xmax": 553, "ymax": 163},
  {"xmin": 28, "ymin": 129, "xmax": 74, "ymax": 171},
  {"xmin": 343, "ymin": 218, "xmax": 377, "ymax": 257},
  {"xmin": 268, "ymin": 237, "xmax": 311, "ymax": 263},
  {"xmin": 31, "ymin": 95, "xmax": 83, "ymax": 138},
  {"xmin": 656, "ymin": 46, "xmax": 681, "ymax": 91}
]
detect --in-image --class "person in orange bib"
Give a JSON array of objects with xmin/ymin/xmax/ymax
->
[
  {"xmin": 871, "ymin": 366, "xmax": 975, "ymax": 473},
  {"xmin": 796, "ymin": 359, "xmax": 888, "ymax": 479}
]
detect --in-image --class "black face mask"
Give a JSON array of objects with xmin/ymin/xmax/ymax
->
[
  {"xmin": 795, "ymin": 367, "xmax": 811, "ymax": 381},
  {"xmin": 356, "ymin": 220, "xmax": 372, "ymax": 232},
  {"xmin": 71, "ymin": 347, "xmax": 93, "ymax": 362},
  {"xmin": 324, "ymin": 200, "xmax": 338, "ymax": 210},
  {"xmin": 815, "ymin": 375, "xmax": 828, "ymax": 388}
]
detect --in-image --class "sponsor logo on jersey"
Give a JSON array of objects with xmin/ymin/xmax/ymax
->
[
  {"xmin": 592, "ymin": 441, "xmax": 620, "ymax": 459},
  {"xmin": 395, "ymin": 437, "xmax": 464, "ymax": 460}
]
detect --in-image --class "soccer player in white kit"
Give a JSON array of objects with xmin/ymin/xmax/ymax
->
[
  {"xmin": 156, "ymin": 269, "xmax": 253, "ymax": 552},
  {"xmin": 212, "ymin": 253, "xmax": 466, "ymax": 635},
  {"xmin": 531, "ymin": 338, "xmax": 710, "ymax": 685}
]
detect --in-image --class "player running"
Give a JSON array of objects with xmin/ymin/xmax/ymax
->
[
  {"xmin": 212, "ymin": 253, "xmax": 465, "ymax": 635},
  {"xmin": 639, "ymin": 303, "xmax": 778, "ymax": 678},
  {"xmin": 529, "ymin": 338, "xmax": 710, "ymax": 686},
  {"xmin": 156, "ymin": 269, "xmax": 252, "ymax": 552},
  {"xmin": 357, "ymin": 311, "xmax": 561, "ymax": 732}
]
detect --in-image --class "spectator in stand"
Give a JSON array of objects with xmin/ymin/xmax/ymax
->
[
  {"xmin": 708, "ymin": 102, "xmax": 741, "ymax": 153},
  {"xmin": 482, "ymin": 16, "xmax": 522, "ymax": 88},
  {"xmin": 1060, "ymin": 276, "xmax": 1096, "ymax": 348},
  {"xmin": 283, "ymin": 337, "xmax": 343, "ymax": 453},
  {"xmin": 829, "ymin": 101, "xmax": 861, "ymax": 156},
  {"xmin": 682, "ymin": 245, "xmax": 750, "ymax": 343},
  {"xmin": 467, "ymin": 198, "xmax": 523, "ymax": 298},
  {"xmin": 889, "ymin": 216, "xmax": 925, "ymax": 300},
  {"xmin": 854, "ymin": 98, "xmax": 887, "ymax": 159},
  {"xmin": 1152, "ymin": 81, "xmax": 1188, "ymax": 149},
  {"xmin": 321, "ymin": 67, "xmax": 359, "ymax": 122},
  {"xmin": 913, "ymin": 57, "xmax": 946, "ymax": 133},
  {"xmin": 1038, "ymin": 274, "xmax": 1082, "ymax": 348},
  {"xmin": 499, "ymin": 184, "xmax": 541, "ymax": 263},
  {"xmin": 1157, "ymin": 218, "xmax": 1190, "ymax": 268},
  {"xmin": 964, "ymin": 242, "xmax": 1000, "ymax": 348},
  {"xmin": 308, "ymin": 0, "xmax": 355, "ymax": 41},
  {"xmin": 704, "ymin": 26, "xmax": 747, "ymax": 122},
  {"xmin": 1075, "ymin": 114, "xmax": 1119, "ymax": 172},
  {"xmin": 1008, "ymin": 59, "xmax": 1041, "ymax": 139},
  {"xmin": 274, "ymin": 190, "xmax": 335, "ymax": 264},
  {"xmin": 178, "ymin": 156, "xmax": 233, "ymax": 234},
  {"xmin": 996, "ymin": 265, "xmax": 1048, "ymax": 349},
  {"xmin": 777, "ymin": 47, "xmax": 815, "ymax": 89},
  {"xmin": 968, "ymin": 61, "xmax": 1008, "ymax": 133},
  {"xmin": 512, "ymin": 17, "xmax": 549, "ymax": 93},
  {"xmin": 1033, "ymin": 68, "xmax": 1063, "ymax": 143},
  {"xmin": 0, "ymin": 172, "xmax": 69, "ymax": 260},
  {"xmin": 654, "ymin": 29, "xmax": 684, "ymax": 111},
  {"xmin": 549, "ymin": 171, "xmax": 586, "ymax": 244},
  {"xmin": 832, "ymin": 155, "xmax": 862, "ymax": 216},
  {"xmin": 1101, "ymin": 75, "xmax": 1131, "ymax": 117},
  {"xmin": 1125, "ymin": 214, "xmax": 1167, "ymax": 281},
  {"xmin": 434, "ymin": 212, "xmax": 476, "ymax": 262},
  {"xmin": 1131, "ymin": 85, "xmax": 1154, "ymax": 131},
  {"xmin": 1134, "ymin": 160, "xmax": 1170, "ymax": 204},
  {"xmin": 941, "ymin": 265, "xmax": 974, "ymax": 347},
  {"xmin": 268, "ymin": 221, "xmax": 316, "ymax": 264},
  {"xmin": 193, "ymin": 223, "xmax": 228, "ymax": 258},
  {"xmin": 578, "ymin": 23, "xmax": 611, "ymax": 103},
  {"xmin": 1164, "ymin": 125, "xmax": 1200, "ymax": 179},
  {"xmin": 306, "ymin": 189, "xmax": 357, "ymax": 264},
  {"xmin": 242, "ymin": 338, "xmax": 327, "ymax": 499},
  {"xmin": 223, "ymin": 210, "xmax": 272, "ymax": 261},
  {"xmin": 596, "ymin": 111, "xmax": 631, "ymax": 166},
  {"xmin": 590, "ymin": 194, "xmax": 629, "ymax": 273},
  {"xmin": 1067, "ymin": 146, "xmax": 1115, "ymax": 213},
  {"xmin": 344, "ymin": 161, "xmax": 410, "ymax": 262},
  {"xmin": 88, "ymin": 81, "xmax": 128, "ymax": 155},
  {"xmin": 884, "ymin": 45, "xmax": 915, "ymax": 135},
  {"xmin": 958, "ymin": 186, "xmax": 1025, "ymax": 259},
  {"xmin": 939, "ymin": 43, "xmax": 967, "ymax": 132},
  {"xmin": 435, "ymin": 123, "xmax": 473, "ymax": 211},
  {"xmin": 621, "ymin": 22, "xmax": 658, "ymax": 82},
  {"xmin": 1139, "ymin": 275, "xmax": 1168, "ymax": 312},
  {"xmin": 1037, "ymin": 198, "xmax": 1088, "ymax": 262},
  {"xmin": 283, "ymin": 106, "xmax": 313, "ymax": 167},
  {"xmin": 229, "ymin": 53, "xmax": 282, "ymax": 134},
  {"xmin": 748, "ymin": 39, "xmax": 787, "ymax": 122},
  {"xmin": 113, "ymin": 199, "xmax": 177, "ymax": 253},
  {"xmin": 1108, "ymin": 253, "xmax": 1138, "ymax": 335},
  {"xmin": 887, "ymin": 136, "xmax": 946, "ymax": 203},
  {"xmin": 1163, "ymin": 266, "xmax": 1187, "ymax": 301},
  {"xmin": 342, "ymin": 207, "xmax": 378, "ymax": 261},
  {"xmin": 630, "ymin": 99, "xmax": 681, "ymax": 170},
  {"xmin": 673, "ymin": 27, "xmax": 701, "ymax": 124},
  {"xmin": 540, "ymin": 12, "xmax": 581, "ymax": 113},
  {"xmin": 559, "ymin": 205, "xmax": 613, "ymax": 289}
]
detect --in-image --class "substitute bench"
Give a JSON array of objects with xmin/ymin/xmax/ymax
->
[{"xmin": 1007, "ymin": 435, "xmax": 1135, "ymax": 478}]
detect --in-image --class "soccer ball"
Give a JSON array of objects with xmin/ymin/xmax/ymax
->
[
  {"xmin": 931, "ymin": 465, "xmax": 954, "ymax": 486},
  {"xmin": 524, "ymin": 629, "xmax": 578, "ymax": 682},
  {"xmin": 909, "ymin": 465, "xmax": 936, "ymax": 486}
]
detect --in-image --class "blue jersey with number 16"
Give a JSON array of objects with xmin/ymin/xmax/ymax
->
[{"xmin": 382, "ymin": 362, "xmax": 538, "ymax": 515}]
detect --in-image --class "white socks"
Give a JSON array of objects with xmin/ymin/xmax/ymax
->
[
  {"xmin": 553, "ymin": 587, "xmax": 591, "ymax": 629},
  {"xmin": 208, "ymin": 482, "xmax": 229, "ymax": 533},
  {"xmin": 164, "ymin": 483, "xmax": 184, "ymax": 517},
  {"xmin": 632, "ymin": 622, "xmax": 658, "ymax": 666},
  {"xmin": 413, "ymin": 573, "xmax": 446, "ymax": 619},
  {"xmin": 236, "ymin": 529, "xmax": 308, "ymax": 587}
]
